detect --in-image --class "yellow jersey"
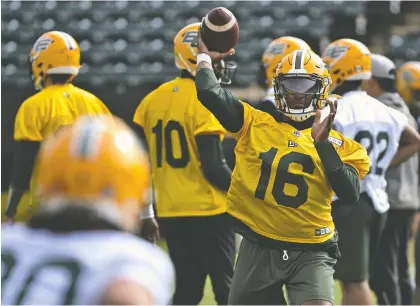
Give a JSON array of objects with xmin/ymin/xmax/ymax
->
[
  {"xmin": 133, "ymin": 77, "xmax": 227, "ymax": 217},
  {"xmin": 14, "ymin": 84, "xmax": 110, "ymax": 141},
  {"xmin": 9, "ymin": 83, "xmax": 111, "ymax": 220},
  {"xmin": 228, "ymin": 103, "xmax": 370, "ymax": 244}
]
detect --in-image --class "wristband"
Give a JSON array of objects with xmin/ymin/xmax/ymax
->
[{"xmin": 197, "ymin": 53, "xmax": 212, "ymax": 66}]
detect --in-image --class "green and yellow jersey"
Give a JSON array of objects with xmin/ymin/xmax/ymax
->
[{"xmin": 195, "ymin": 67, "xmax": 370, "ymax": 245}]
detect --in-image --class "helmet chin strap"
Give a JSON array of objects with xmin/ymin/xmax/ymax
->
[{"xmin": 283, "ymin": 112, "xmax": 315, "ymax": 122}]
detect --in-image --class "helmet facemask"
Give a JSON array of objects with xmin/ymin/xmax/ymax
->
[
  {"xmin": 213, "ymin": 59, "xmax": 237, "ymax": 85},
  {"xmin": 28, "ymin": 55, "xmax": 44, "ymax": 90},
  {"xmin": 273, "ymin": 74, "xmax": 330, "ymax": 122},
  {"xmin": 412, "ymin": 88, "xmax": 420, "ymax": 104}
]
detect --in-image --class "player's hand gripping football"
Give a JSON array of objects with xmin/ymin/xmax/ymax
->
[
  {"xmin": 197, "ymin": 27, "xmax": 235, "ymax": 62},
  {"xmin": 311, "ymin": 95, "xmax": 341, "ymax": 143}
]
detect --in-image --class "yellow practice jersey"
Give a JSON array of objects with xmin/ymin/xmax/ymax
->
[
  {"xmin": 14, "ymin": 84, "xmax": 110, "ymax": 141},
  {"xmin": 133, "ymin": 77, "xmax": 227, "ymax": 217},
  {"xmin": 10, "ymin": 83, "xmax": 111, "ymax": 220},
  {"xmin": 228, "ymin": 103, "xmax": 370, "ymax": 244}
]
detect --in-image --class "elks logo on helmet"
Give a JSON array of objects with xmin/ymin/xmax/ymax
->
[
  {"xmin": 261, "ymin": 36, "xmax": 311, "ymax": 89},
  {"xmin": 322, "ymin": 39, "xmax": 372, "ymax": 91},
  {"xmin": 174, "ymin": 22, "xmax": 236, "ymax": 84},
  {"xmin": 265, "ymin": 43, "xmax": 288, "ymax": 58},
  {"xmin": 403, "ymin": 71, "xmax": 414, "ymax": 84},
  {"xmin": 323, "ymin": 45, "xmax": 349, "ymax": 59},
  {"xmin": 29, "ymin": 31, "xmax": 81, "ymax": 90},
  {"xmin": 182, "ymin": 31, "xmax": 198, "ymax": 48},
  {"xmin": 32, "ymin": 37, "xmax": 53, "ymax": 52}
]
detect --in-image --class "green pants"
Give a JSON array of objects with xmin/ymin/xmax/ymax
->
[{"xmin": 228, "ymin": 237, "xmax": 337, "ymax": 305}]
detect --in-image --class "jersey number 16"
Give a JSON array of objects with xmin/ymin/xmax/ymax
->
[{"xmin": 255, "ymin": 149, "xmax": 315, "ymax": 209}]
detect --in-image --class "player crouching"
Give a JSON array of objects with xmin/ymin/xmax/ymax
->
[{"xmin": 1, "ymin": 116, "xmax": 175, "ymax": 305}]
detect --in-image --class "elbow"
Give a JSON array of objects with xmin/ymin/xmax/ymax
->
[
  {"xmin": 344, "ymin": 180, "xmax": 361, "ymax": 204},
  {"xmin": 197, "ymin": 86, "xmax": 218, "ymax": 108},
  {"xmin": 331, "ymin": 175, "xmax": 360, "ymax": 205}
]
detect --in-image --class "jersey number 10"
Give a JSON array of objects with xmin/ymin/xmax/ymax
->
[{"xmin": 152, "ymin": 120, "xmax": 190, "ymax": 168}]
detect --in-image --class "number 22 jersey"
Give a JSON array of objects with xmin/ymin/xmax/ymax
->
[
  {"xmin": 228, "ymin": 103, "xmax": 370, "ymax": 244},
  {"xmin": 133, "ymin": 77, "xmax": 227, "ymax": 217},
  {"xmin": 333, "ymin": 90, "xmax": 408, "ymax": 213}
]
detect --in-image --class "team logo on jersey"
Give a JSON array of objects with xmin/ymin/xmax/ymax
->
[
  {"xmin": 292, "ymin": 130, "xmax": 301, "ymax": 137},
  {"xmin": 328, "ymin": 136, "xmax": 343, "ymax": 147},
  {"xmin": 288, "ymin": 140, "xmax": 298, "ymax": 147}
]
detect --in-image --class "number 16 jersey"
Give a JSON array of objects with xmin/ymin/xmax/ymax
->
[
  {"xmin": 228, "ymin": 103, "xmax": 370, "ymax": 244},
  {"xmin": 134, "ymin": 77, "xmax": 227, "ymax": 217}
]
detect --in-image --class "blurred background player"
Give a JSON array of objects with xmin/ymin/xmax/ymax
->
[
  {"xmin": 4, "ymin": 31, "xmax": 111, "ymax": 223},
  {"xmin": 1, "ymin": 116, "xmax": 175, "ymax": 305},
  {"xmin": 132, "ymin": 23, "xmax": 235, "ymax": 305},
  {"xmin": 196, "ymin": 26, "xmax": 370, "ymax": 304},
  {"xmin": 397, "ymin": 61, "xmax": 420, "ymax": 305},
  {"xmin": 397, "ymin": 61, "xmax": 420, "ymax": 129},
  {"xmin": 256, "ymin": 36, "xmax": 312, "ymax": 118},
  {"xmin": 362, "ymin": 53, "xmax": 420, "ymax": 305},
  {"xmin": 323, "ymin": 39, "xmax": 420, "ymax": 305}
]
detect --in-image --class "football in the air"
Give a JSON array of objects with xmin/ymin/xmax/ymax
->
[{"xmin": 201, "ymin": 7, "xmax": 239, "ymax": 53}]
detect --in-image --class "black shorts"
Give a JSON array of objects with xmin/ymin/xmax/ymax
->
[{"xmin": 160, "ymin": 213, "xmax": 235, "ymax": 305}]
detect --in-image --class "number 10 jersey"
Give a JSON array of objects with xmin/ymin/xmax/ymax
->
[
  {"xmin": 133, "ymin": 77, "xmax": 227, "ymax": 217},
  {"xmin": 228, "ymin": 103, "xmax": 370, "ymax": 244}
]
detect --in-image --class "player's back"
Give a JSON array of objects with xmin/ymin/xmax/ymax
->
[
  {"xmin": 334, "ymin": 90, "xmax": 407, "ymax": 212},
  {"xmin": 134, "ymin": 77, "xmax": 227, "ymax": 217},
  {"xmin": 15, "ymin": 84, "xmax": 110, "ymax": 140},
  {"xmin": 1, "ymin": 224, "xmax": 174, "ymax": 305}
]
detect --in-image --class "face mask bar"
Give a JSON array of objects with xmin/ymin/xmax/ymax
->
[
  {"xmin": 213, "ymin": 60, "xmax": 237, "ymax": 85},
  {"xmin": 273, "ymin": 73, "xmax": 329, "ymax": 121},
  {"xmin": 28, "ymin": 56, "xmax": 35, "ymax": 83},
  {"xmin": 412, "ymin": 88, "xmax": 420, "ymax": 103},
  {"xmin": 274, "ymin": 75, "xmax": 324, "ymax": 109}
]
